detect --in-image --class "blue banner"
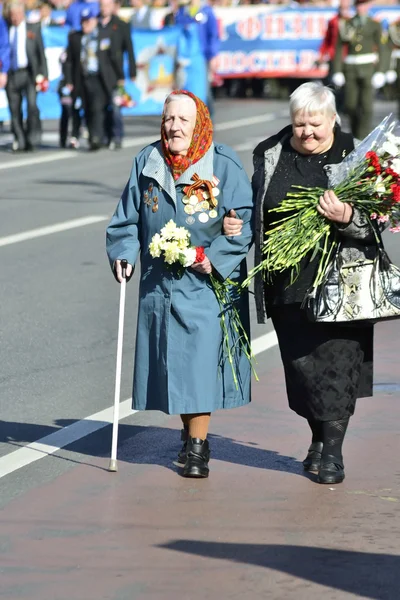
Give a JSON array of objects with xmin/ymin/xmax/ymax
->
[
  {"xmin": 0, "ymin": 24, "xmax": 207, "ymax": 121},
  {"xmin": 215, "ymin": 5, "xmax": 400, "ymax": 78}
]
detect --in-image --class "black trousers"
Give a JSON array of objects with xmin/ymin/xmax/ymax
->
[
  {"xmin": 82, "ymin": 74, "xmax": 110, "ymax": 146},
  {"xmin": 59, "ymin": 100, "xmax": 82, "ymax": 147},
  {"xmin": 112, "ymin": 104, "xmax": 123, "ymax": 142},
  {"xmin": 6, "ymin": 68, "xmax": 41, "ymax": 148}
]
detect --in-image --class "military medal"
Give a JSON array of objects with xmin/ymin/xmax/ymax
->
[
  {"xmin": 198, "ymin": 212, "xmax": 209, "ymax": 223},
  {"xmin": 144, "ymin": 183, "xmax": 159, "ymax": 210},
  {"xmin": 186, "ymin": 216, "xmax": 195, "ymax": 225},
  {"xmin": 355, "ymin": 44, "xmax": 362, "ymax": 52},
  {"xmin": 182, "ymin": 174, "xmax": 222, "ymax": 220}
]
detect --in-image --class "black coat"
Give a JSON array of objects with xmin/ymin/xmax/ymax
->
[
  {"xmin": 7, "ymin": 22, "xmax": 48, "ymax": 79},
  {"xmin": 64, "ymin": 28, "xmax": 124, "ymax": 97},
  {"xmin": 101, "ymin": 15, "xmax": 136, "ymax": 80}
]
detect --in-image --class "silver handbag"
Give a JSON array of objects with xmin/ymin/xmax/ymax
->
[{"xmin": 304, "ymin": 232, "xmax": 400, "ymax": 324}]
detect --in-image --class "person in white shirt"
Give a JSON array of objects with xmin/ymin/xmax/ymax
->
[{"xmin": 5, "ymin": 1, "xmax": 48, "ymax": 152}]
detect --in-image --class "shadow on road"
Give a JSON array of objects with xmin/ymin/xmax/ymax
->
[
  {"xmin": 158, "ymin": 541, "xmax": 400, "ymax": 599},
  {"xmin": 0, "ymin": 420, "xmax": 306, "ymax": 477}
]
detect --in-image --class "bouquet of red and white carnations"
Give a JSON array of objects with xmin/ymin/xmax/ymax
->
[
  {"xmin": 35, "ymin": 75, "xmax": 49, "ymax": 93},
  {"xmin": 149, "ymin": 220, "xmax": 257, "ymax": 387},
  {"xmin": 243, "ymin": 114, "xmax": 400, "ymax": 290}
]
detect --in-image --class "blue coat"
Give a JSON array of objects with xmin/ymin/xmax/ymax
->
[
  {"xmin": 175, "ymin": 4, "xmax": 219, "ymax": 61},
  {"xmin": 0, "ymin": 17, "xmax": 10, "ymax": 74},
  {"xmin": 106, "ymin": 142, "xmax": 254, "ymax": 415}
]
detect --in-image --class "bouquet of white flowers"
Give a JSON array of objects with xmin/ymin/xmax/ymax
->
[{"xmin": 149, "ymin": 219, "xmax": 197, "ymax": 267}]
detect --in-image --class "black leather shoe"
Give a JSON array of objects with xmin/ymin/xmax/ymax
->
[
  {"xmin": 303, "ymin": 441, "xmax": 323, "ymax": 472},
  {"xmin": 318, "ymin": 455, "xmax": 345, "ymax": 484},
  {"xmin": 183, "ymin": 438, "xmax": 210, "ymax": 478},
  {"xmin": 177, "ymin": 428, "xmax": 188, "ymax": 465}
]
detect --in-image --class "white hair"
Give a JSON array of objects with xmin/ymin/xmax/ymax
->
[
  {"xmin": 163, "ymin": 93, "xmax": 196, "ymax": 115},
  {"xmin": 8, "ymin": 1, "xmax": 25, "ymax": 10},
  {"xmin": 289, "ymin": 81, "xmax": 341, "ymax": 125}
]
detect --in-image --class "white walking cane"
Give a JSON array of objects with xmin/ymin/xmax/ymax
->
[{"xmin": 109, "ymin": 259, "xmax": 128, "ymax": 472}]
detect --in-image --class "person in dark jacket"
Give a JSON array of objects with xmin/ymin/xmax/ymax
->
[
  {"xmin": 64, "ymin": 6, "xmax": 124, "ymax": 150},
  {"xmin": 5, "ymin": 1, "xmax": 48, "ymax": 151},
  {"xmin": 58, "ymin": 45, "xmax": 82, "ymax": 148},
  {"xmin": 332, "ymin": 0, "xmax": 386, "ymax": 139},
  {"xmin": 99, "ymin": 0, "xmax": 136, "ymax": 149},
  {"xmin": 224, "ymin": 82, "xmax": 379, "ymax": 486}
]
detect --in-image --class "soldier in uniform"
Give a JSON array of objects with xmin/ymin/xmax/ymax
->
[
  {"xmin": 332, "ymin": 0, "xmax": 386, "ymax": 139},
  {"xmin": 385, "ymin": 18, "xmax": 400, "ymax": 116}
]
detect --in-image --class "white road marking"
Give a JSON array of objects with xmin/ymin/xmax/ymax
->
[
  {"xmin": 0, "ymin": 134, "xmax": 156, "ymax": 171},
  {"xmin": 252, "ymin": 330, "xmax": 278, "ymax": 355},
  {"xmin": 0, "ymin": 151, "xmax": 76, "ymax": 170},
  {"xmin": 0, "ymin": 111, "xmax": 288, "ymax": 171},
  {"xmin": 0, "ymin": 400, "xmax": 137, "ymax": 479},
  {"xmin": 0, "ymin": 331, "xmax": 278, "ymax": 479},
  {"xmin": 0, "ymin": 216, "xmax": 109, "ymax": 248},
  {"xmin": 215, "ymin": 111, "xmax": 287, "ymax": 132}
]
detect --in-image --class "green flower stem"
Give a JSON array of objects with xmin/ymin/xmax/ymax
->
[
  {"xmin": 210, "ymin": 275, "xmax": 258, "ymax": 389},
  {"xmin": 244, "ymin": 155, "xmax": 399, "ymax": 291}
]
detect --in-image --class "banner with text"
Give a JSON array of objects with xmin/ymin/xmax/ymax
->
[{"xmin": 214, "ymin": 5, "xmax": 400, "ymax": 79}]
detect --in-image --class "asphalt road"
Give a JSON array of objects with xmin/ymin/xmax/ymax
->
[{"xmin": 0, "ymin": 96, "xmax": 398, "ymax": 503}]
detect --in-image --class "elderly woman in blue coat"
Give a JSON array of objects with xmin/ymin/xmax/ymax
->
[{"xmin": 106, "ymin": 90, "xmax": 253, "ymax": 478}]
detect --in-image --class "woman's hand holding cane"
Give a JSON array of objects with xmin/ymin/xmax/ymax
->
[{"xmin": 114, "ymin": 259, "xmax": 133, "ymax": 282}]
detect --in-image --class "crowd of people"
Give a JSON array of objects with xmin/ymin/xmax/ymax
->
[{"xmin": 0, "ymin": 0, "xmax": 220, "ymax": 151}]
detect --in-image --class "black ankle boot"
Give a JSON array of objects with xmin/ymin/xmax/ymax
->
[
  {"xmin": 318, "ymin": 418, "xmax": 349, "ymax": 484},
  {"xmin": 303, "ymin": 419, "xmax": 323, "ymax": 472},
  {"xmin": 177, "ymin": 428, "xmax": 188, "ymax": 465},
  {"xmin": 183, "ymin": 437, "xmax": 210, "ymax": 478},
  {"xmin": 303, "ymin": 441, "xmax": 323, "ymax": 472}
]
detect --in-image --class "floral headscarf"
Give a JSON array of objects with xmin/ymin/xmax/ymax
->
[{"xmin": 161, "ymin": 90, "xmax": 213, "ymax": 181}]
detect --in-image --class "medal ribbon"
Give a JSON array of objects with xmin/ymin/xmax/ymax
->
[{"xmin": 186, "ymin": 173, "xmax": 217, "ymax": 208}]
